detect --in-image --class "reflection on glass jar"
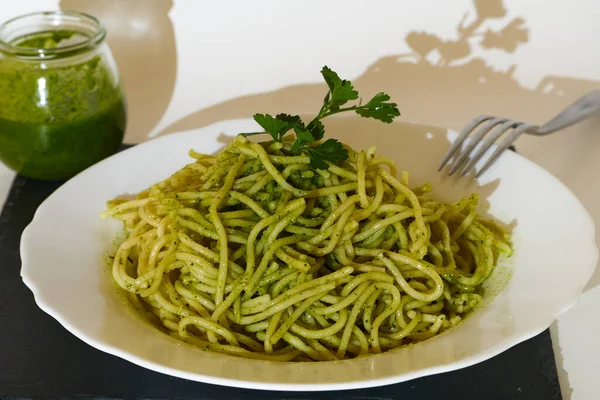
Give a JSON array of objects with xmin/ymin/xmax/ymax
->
[{"xmin": 0, "ymin": 11, "xmax": 127, "ymax": 180}]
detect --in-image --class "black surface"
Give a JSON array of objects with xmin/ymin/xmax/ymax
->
[{"xmin": 0, "ymin": 144, "xmax": 561, "ymax": 400}]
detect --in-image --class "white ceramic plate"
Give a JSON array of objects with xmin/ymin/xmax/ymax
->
[{"xmin": 20, "ymin": 117, "xmax": 597, "ymax": 391}]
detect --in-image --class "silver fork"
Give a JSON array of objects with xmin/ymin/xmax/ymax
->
[{"xmin": 439, "ymin": 90, "xmax": 600, "ymax": 178}]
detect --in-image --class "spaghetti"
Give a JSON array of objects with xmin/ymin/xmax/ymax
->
[{"xmin": 102, "ymin": 135, "xmax": 512, "ymax": 361}]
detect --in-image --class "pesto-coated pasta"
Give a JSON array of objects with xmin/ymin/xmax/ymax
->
[{"xmin": 102, "ymin": 135, "xmax": 512, "ymax": 361}]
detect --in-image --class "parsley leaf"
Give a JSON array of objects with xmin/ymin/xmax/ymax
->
[
  {"xmin": 321, "ymin": 66, "xmax": 358, "ymax": 111},
  {"xmin": 306, "ymin": 120, "xmax": 324, "ymax": 141},
  {"xmin": 252, "ymin": 113, "xmax": 304, "ymax": 141},
  {"xmin": 275, "ymin": 113, "xmax": 304, "ymax": 129},
  {"xmin": 291, "ymin": 127, "xmax": 315, "ymax": 154},
  {"xmin": 303, "ymin": 139, "xmax": 348, "ymax": 170},
  {"xmin": 355, "ymin": 92, "xmax": 400, "ymax": 123},
  {"xmin": 252, "ymin": 113, "xmax": 288, "ymax": 141}
]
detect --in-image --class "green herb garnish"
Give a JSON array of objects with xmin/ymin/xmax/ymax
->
[{"xmin": 241, "ymin": 66, "xmax": 400, "ymax": 169}]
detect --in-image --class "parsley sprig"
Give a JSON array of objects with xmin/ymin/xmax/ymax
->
[{"xmin": 241, "ymin": 66, "xmax": 400, "ymax": 169}]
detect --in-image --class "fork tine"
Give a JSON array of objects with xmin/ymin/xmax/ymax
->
[
  {"xmin": 460, "ymin": 120, "xmax": 521, "ymax": 176},
  {"xmin": 448, "ymin": 117, "xmax": 507, "ymax": 176},
  {"xmin": 438, "ymin": 115, "xmax": 492, "ymax": 171},
  {"xmin": 475, "ymin": 123, "xmax": 538, "ymax": 178}
]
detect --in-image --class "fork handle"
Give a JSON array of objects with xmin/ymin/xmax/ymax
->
[{"xmin": 536, "ymin": 90, "xmax": 600, "ymax": 135}]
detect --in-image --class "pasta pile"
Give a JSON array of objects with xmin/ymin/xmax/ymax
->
[{"xmin": 103, "ymin": 135, "xmax": 512, "ymax": 362}]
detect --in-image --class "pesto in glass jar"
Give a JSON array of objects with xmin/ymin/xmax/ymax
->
[{"xmin": 0, "ymin": 11, "xmax": 126, "ymax": 180}]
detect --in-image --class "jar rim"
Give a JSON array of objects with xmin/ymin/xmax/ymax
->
[{"xmin": 0, "ymin": 10, "xmax": 106, "ymax": 59}]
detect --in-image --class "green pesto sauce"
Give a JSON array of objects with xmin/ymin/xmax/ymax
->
[
  {"xmin": 14, "ymin": 29, "xmax": 77, "ymax": 49},
  {"xmin": 0, "ymin": 31, "xmax": 126, "ymax": 180}
]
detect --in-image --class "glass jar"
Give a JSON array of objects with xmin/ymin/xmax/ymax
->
[{"xmin": 0, "ymin": 11, "xmax": 126, "ymax": 180}]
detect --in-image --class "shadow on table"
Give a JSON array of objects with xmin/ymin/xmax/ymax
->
[
  {"xmin": 60, "ymin": 0, "xmax": 178, "ymax": 143},
  {"xmin": 156, "ymin": 0, "xmax": 600, "ymax": 140}
]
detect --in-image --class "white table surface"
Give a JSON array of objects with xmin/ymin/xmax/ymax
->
[{"xmin": 2, "ymin": 1, "xmax": 600, "ymax": 399}]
